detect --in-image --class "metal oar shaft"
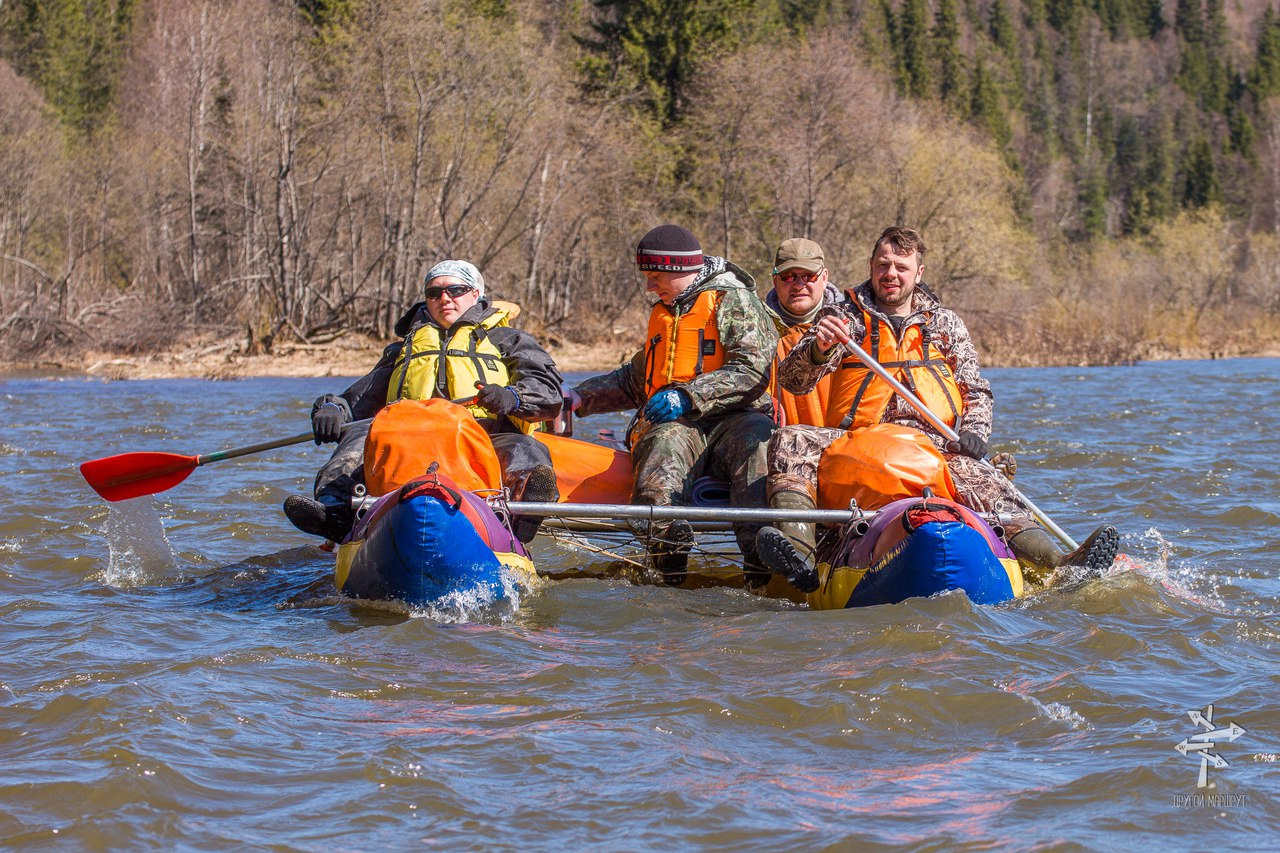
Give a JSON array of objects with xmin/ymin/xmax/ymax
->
[
  {"xmin": 840, "ymin": 338, "xmax": 1078, "ymax": 550},
  {"xmin": 195, "ymin": 418, "xmax": 373, "ymax": 467},
  {"xmin": 504, "ymin": 501, "xmax": 864, "ymax": 524}
]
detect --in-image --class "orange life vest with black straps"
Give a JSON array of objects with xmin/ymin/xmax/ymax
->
[
  {"xmin": 825, "ymin": 293, "xmax": 964, "ymax": 430},
  {"xmin": 643, "ymin": 288, "xmax": 727, "ymax": 397},
  {"xmin": 772, "ymin": 324, "xmax": 831, "ymax": 427}
]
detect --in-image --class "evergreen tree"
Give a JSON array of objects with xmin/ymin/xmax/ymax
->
[
  {"xmin": 6, "ymin": 0, "xmax": 137, "ymax": 138},
  {"xmin": 1144, "ymin": 0, "xmax": 1167, "ymax": 37},
  {"xmin": 1227, "ymin": 70, "xmax": 1256, "ymax": 159},
  {"xmin": 296, "ymin": 0, "xmax": 356, "ymax": 29},
  {"xmin": 580, "ymin": 0, "xmax": 773, "ymax": 127},
  {"xmin": 932, "ymin": 0, "xmax": 967, "ymax": 113},
  {"xmin": 989, "ymin": 0, "xmax": 1017, "ymax": 56},
  {"xmin": 1182, "ymin": 137, "xmax": 1221, "ymax": 207},
  {"xmin": 1079, "ymin": 162, "xmax": 1108, "ymax": 236},
  {"xmin": 971, "ymin": 57, "xmax": 1012, "ymax": 151},
  {"xmin": 1175, "ymin": 0, "xmax": 1232, "ymax": 112},
  {"xmin": 897, "ymin": 0, "xmax": 932, "ymax": 98},
  {"xmin": 1249, "ymin": 7, "xmax": 1280, "ymax": 100}
]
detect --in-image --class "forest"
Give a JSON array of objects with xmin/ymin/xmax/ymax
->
[{"xmin": 3, "ymin": 0, "xmax": 1280, "ymax": 367}]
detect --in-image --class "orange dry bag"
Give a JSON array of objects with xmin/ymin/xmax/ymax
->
[
  {"xmin": 816, "ymin": 423, "xmax": 956, "ymax": 511},
  {"xmin": 363, "ymin": 398, "xmax": 502, "ymax": 496},
  {"xmin": 533, "ymin": 433, "xmax": 633, "ymax": 504}
]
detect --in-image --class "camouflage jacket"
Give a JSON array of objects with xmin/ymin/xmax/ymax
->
[
  {"xmin": 777, "ymin": 281, "xmax": 994, "ymax": 444},
  {"xmin": 575, "ymin": 256, "xmax": 778, "ymax": 419}
]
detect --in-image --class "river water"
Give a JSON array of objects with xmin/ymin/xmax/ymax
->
[{"xmin": 1, "ymin": 361, "xmax": 1276, "ymax": 849}]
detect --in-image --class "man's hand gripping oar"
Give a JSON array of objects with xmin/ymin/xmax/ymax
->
[{"xmin": 810, "ymin": 315, "xmax": 1080, "ymax": 551}]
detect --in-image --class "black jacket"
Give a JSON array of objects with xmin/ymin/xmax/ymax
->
[{"xmin": 319, "ymin": 297, "xmax": 564, "ymax": 435}]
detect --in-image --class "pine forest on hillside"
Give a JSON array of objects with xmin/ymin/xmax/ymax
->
[{"xmin": 3, "ymin": 0, "xmax": 1280, "ymax": 366}]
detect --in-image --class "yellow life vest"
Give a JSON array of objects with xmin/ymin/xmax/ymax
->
[
  {"xmin": 771, "ymin": 323, "xmax": 831, "ymax": 427},
  {"xmin": 825, "ymin": 293, "xmax": 963, "ymax": 431},
  {"xmin": 642, "ymin": 288, "xmax": 727, "ymax": 398},
  {"xmin": 386, "ymin": 309, "xmax": 536, "ymax": 434}
]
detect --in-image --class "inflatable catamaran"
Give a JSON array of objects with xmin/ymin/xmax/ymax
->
[{"xmin": 329, "ymin": 398, "xmax": 1025, "ymax": 610}]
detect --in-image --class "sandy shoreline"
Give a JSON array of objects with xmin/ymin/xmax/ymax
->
[{"xmin": 0, "ymin": 335, "xmax": 634, "ymax": 381}]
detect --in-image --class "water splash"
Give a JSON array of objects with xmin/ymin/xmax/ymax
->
[
  {"xmin": 102, "ymin": 498, "xmax": 178, "ymax": 587},
  {"xmin": 1108, "ymin": 527, "xmax": 1235, "ymax": 614},
  {"xmin": 408, "ymin": 563, "xmax": 541, "ymax": 624}
]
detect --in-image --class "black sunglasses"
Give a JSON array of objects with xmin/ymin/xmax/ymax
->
[{"xmin": 425, "ymin": 284, "xmax": 475, "ymax": 301}]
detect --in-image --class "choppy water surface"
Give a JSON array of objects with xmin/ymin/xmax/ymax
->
[{"xmin": 1, "ymin": 361, "xmax": 1276, "ymax": 849}]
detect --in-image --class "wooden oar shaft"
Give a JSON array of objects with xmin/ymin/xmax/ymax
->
[{"xmin": 840, "ymin": 337, "xmax": 1079, "ymax": 550}]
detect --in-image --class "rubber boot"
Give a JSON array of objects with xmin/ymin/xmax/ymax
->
[
  {"xmin": 283, "ymin": 495, "xmax": 352, "ymax": 543},
  {"xmin": 755, "ymin": 491, "xmax": 820, "ymax": 593},
  {"xmin": 627, "ymin": 516, "xmax": 695, "ymax": 586},
  {"xmin": 1009, "ymin": 524, "xmax": 1119, "ymax": 584},
  {"xmin": 511, "ymin": 464, "xmax": 559, "ymax": 544},
  {"xmin": 1059, "ymin": 524, "xmax": 1120, "ymax": 576}
]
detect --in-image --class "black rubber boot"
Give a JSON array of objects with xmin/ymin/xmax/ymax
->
[
  {"xmin": 651, "ymin": 519, "xmax": 695, "ymax": 586},
  {"xmin": 1059, "ymin": 525, "xmax": 1120, "ymax": 576},
  {"xmin": 283, "ymin": 495, "xmax": 351, "ymax": 543},
  {"xmin": 755, "ymin": 491, "xmax": 819, "ymax": 593},
  {"xmin": 628, "ymin": 516, "xmax": 695, "ymax": 586},
  {"xmin": 511, "ymin": 464, "xmax": 558, "ymax": 543}
]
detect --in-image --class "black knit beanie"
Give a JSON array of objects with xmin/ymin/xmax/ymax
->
[{"xmin": 636, "ymin": 224, "xmax": 703, "ymax": 272}]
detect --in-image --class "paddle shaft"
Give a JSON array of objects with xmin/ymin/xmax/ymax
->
[
  {"xmin": 196, "ymin": 418, "xmax": 373, "ymax": 467},
  {"xmin": 836, "ymin": 337, "xmax": 1079, "ymax": 550}
]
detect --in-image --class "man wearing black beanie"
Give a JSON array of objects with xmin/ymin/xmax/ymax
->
[{"xmin": 567, "ymin": 225, "xmax": 780, "ymax": 587}]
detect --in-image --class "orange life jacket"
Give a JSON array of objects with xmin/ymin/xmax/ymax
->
[
  {"xmin": 772, "ymin": 324, "xmax": 831, "ymax": 427},
  {"xmin": 825, "ymin": 293, "xmax": 964, "ymax": 430},
  {"xmin": 642, "ymin": 288, "xmax": 726, "ymax": 397}
]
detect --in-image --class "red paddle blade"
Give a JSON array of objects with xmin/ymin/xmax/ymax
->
[{"xmin": 80, "ymin": 452, "xmax": 200, "ymax": 502}]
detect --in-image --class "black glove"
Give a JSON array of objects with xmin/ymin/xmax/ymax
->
[
  {"xmin": 476, "ymin": 383, "xmax": 520, "ymax": 416},
  {"xmin": 947, "ymin": 430, "xmax": 988, "ymax": 460},
  {"xmin": 311, "ymin": 400, "xmax": 349, "ymax": 444}
]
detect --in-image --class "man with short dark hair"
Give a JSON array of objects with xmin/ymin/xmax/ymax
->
[
  {"xmin": 568, "ymin": 225, "xmax": 778, "ymax": 583},
  {"xmin": 758, "ymin": 226, "xmax": 1119, "ymax": 590},
  {"xmin": 283, "ymin": 259, "xmax": 564, "ymax": 543}
]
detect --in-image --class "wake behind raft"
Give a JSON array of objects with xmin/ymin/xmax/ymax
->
[{"xmin": 328, "ymin": 399, "xmax": 1025, "ymax": 610}]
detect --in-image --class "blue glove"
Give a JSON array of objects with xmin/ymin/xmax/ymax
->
[
  {"xmin": 946, "ymin": 430, "xmax": 988, "ymax": 460},
  {"xmin": 641, "ymin": 389, "xmax": 690, "ymax": 425},
  {"xmin": 476, "ymin": 383, "xmax": 520, "ymax": 416},
  {"xmin": 311, "ymin": 399, "xmax": 349, "ymax": 444}
]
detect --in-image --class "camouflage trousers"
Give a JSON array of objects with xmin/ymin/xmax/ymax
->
[
  {"xmin": 630, "ymin": 410, "xmax": 774, "ymax": 556},
  {"xmin": 765, "ymin": 424, "xmax": 1036, "ymax": 535}
]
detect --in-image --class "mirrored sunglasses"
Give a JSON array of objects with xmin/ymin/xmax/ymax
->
[
  {"xmin": 775, "ymin": 270, "xmax": 822, "ymax": 285},
  {"xmin": 425, "ymin": 284, "xmax": 475, "ymax": 301}
]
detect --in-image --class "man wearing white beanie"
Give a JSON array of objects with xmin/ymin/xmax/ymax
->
[{"xmin": 284, "ymin": 259, "xmax": 564, "ymax": 544}]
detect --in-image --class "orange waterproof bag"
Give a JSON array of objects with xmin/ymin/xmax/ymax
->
[
  {"xmin": 363, "ymin": 399, "xmax": 502, "ymax": 496},
  {"xmin": 533, "ymin": 433, "xmax": 633, "ymax": 504},
  {"xmin": 817, "ymin": 423, "xmax": 956, "ymax": 511}
]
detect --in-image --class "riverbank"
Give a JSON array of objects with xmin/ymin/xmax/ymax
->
[{"xmin": 0, "ymin": 334, "xmax": 635, "ymax": 380}]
